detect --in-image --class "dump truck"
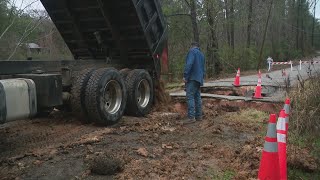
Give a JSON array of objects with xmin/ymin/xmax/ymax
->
[{"xmin": 0, "ymin": 0, "xmax": 168, "ymax": 126}]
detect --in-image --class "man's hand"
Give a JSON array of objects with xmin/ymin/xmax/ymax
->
[{"xmin": 183, "ymin": 78, "xmax": 187, "ymax": 83}]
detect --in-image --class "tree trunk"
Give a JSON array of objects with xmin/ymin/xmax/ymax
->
[
  {"xmin": 296, "ymin": 0, "xmax": 301, "ymax": 50},
  {"xmin": 301, "ymin": 15, "xmax": 304, "ymax": 55},
  {"xmin": 257, "ymin": 0, "xmax": 273, "ymax": 70},
  {"xmin": 206, "ymin": 0, "xmax": 221, "ymax": 76},
  {"xmin": 247, "ymin": 0, "xmax": 253, "ymax": 48},
  {"xmin": 190, "ymin": 0, "xmax": 199, "ymax": 43},
  {"xmin": 289, "ymin": 0, "xmax": 295, "ymax": 37},
  {"xmin": 312, "ymin": 0, "xmax": 316, "ymax": 47},
  {"xmin": 230, "ymin": 0, "xmax": 235, "ymax": 51},
  {"xmin": 224, "ymin": 0, "xmax": 231, "ymax": 46}
]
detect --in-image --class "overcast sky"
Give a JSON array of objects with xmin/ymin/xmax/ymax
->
[
  {"xmin": 14, "ymin": 0, "xmax": 320, "ymax": 18},
  {"xmin": 14, "ymin": 0, "xmax": 44, "ymax": 11}
]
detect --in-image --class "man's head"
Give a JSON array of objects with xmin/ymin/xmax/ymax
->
[{"xmin": 191, "ymin": 42, "xmax": 200, "ymax": 48}]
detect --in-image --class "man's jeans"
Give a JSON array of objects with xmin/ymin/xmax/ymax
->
[{"xmin": 186, "ymin": 80, "xmax": 202, "ymax": 119}]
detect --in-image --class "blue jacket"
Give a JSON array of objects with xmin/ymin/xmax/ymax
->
[{"xmin": 183, "ymin": 47, "xmax": 205, "ymax": 86}]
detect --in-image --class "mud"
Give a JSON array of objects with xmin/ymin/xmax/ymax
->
[
  {"xmin": 154, "ymin": 80, "xmax": 172, "ymax": 112},
  {"xmin": 0, "ymin": 98, "xmax": 317, "ymax": 179},
  {"xmin": 201, "ymin": 87, "xmax": 248, "ymax": 96},
  {"xmin": 201, "ymin": 86, "xmax": 280, "ymax": 98}
]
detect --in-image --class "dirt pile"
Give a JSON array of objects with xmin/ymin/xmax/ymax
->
[
  {"xmin": 154, "ymin": 80, "xmax": 172, "ymax": 112},
  {"xmin": 228, "ymin": 137, "xmax": 263, "ymax": 179}
]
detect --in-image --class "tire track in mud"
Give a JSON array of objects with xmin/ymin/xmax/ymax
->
[{"xmin": 0, "ymin": 117, "xmax": 108, "ymax": 161}]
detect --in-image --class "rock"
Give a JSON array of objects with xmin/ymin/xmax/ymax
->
[
  {"xmin": 87, "ymin": 145, "xmax": 94, "ymax": 153},
  {"xmin": 17, "ymin": 163, "xmax": 24, "ymax": 167},
  {"xmin": 136, "ymin": 148, "xmax": 148, "ymax": 157},
  {"xmin": 161, "ymin": 126, "xmax": 176, "ymax": 132},
  {"xmin": 202, "ymin": 145, "xmax": 214, "ymax": 150},
  {"xmin": 33, "ymin": 160, "xmax": 42, "ymax": 166},
  {"xmin": 190, "ymin": 143, "xmax": 198, "ymax": 149},
  {"xmin": 162, "ymin": 144, "xmax": 173, "ymax": 149},
  {"xmin": 153, "ymin": 147, "xmax": 164, "ymax": 156}
]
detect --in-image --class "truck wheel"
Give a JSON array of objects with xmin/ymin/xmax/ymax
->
[
  {"xmin": 126, "ymin": 69, "xmax": 154, "ymax": 116},
  {"xmin": 85, "ymin": 68, "xmax": 127, "ymax": 126},
  {"xmin": 119, "ymin": 68, "xmax": 131, "ymax": 80},
  {"xmin": 71, "ymin": 68, "xmax": 96, "ymax": 122}
]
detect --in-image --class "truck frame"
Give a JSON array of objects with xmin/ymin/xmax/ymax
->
[{"xmin": 0, "ymin": 0, "xmax": 168, "ymax": 125}]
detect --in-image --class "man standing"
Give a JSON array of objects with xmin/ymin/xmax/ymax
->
[
  {"xmin": 182, "ymin": 42, "xmax": 205, "ymax": 124},
  {"xmin": 267, "ymin": 56, "xmax": 273, "ymax": 71}
]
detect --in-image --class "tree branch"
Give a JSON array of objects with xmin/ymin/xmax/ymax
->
[
  {"xmin": 165, "ymin": 13, "xmax": 191, "ymax": 17},
  {"xmin": 183, "ymin": 0, "xmax": 190, "ymax": 7},
  {"xmin": 7, "ymin": 17, "xmax": 43, "ymax": 60},
  {"xmin": 0, "ymin": 0, "xmax": 39, "ymax": 41}
]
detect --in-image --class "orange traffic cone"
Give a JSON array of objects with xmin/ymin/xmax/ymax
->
[
  {"xmin": 258, "ymin": 114, "xmax": 281, "ymax": 180},
  {"xmin": 253, "ymin": 70, "xmax": 263, "ymax": 99},
  {"xmin": 233, "ymin": 68, "xmax": 240, "ymax": 87},
  {"xmin": 277, "ymin": 110, "xmax": 287, "ymax": 180},
  {"xmin": 283, "ymin": 98, "xmax": 290, "ymax": 132}
]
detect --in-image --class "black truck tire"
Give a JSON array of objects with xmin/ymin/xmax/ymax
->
[
  {"xmin": 119, "ymin": 68, "xmax": 131, "ymax": 80},
  {"xmin": 71, "ymin": 68, "xmax": 96, "ymax": 122},
  {"xmin": 85, "ymin": 68, "xmax": 127, "ymax": 126},
  {"xmin": 125, "ymin": 69, "xmax": 154, "ymax": 116}
]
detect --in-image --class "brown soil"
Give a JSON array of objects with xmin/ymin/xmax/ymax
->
[
  {"xmin": 0, "ymin": 99, "xmax": 317, "ymax": 179},
  {"xmin": 154, "ymin": 80, "xmax": 173, "ymax": 112}
]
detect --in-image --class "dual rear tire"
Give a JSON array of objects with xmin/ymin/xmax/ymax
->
[
  {"xmin": 85, "ymin": 68, "xmax": 127, "ymax": 125},
  {"xmin": 71, "ymin": 68, "xmax": 154, "ymax": 126},
  {"xmin": 125, "ymin": 69, "xmax": 154, "ymax": 117}
]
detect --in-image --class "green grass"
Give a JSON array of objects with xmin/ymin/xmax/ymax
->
[
  {"xmin": 289, "ymin": 134, "xmax": 320, "ymax": 158},
  {"xmin": 288, "ymin": 134, "xmax": 320, "ymax": 179},
  {"xmin": 288, "ymin": 167, "xmax": 320, "ymax": 180},
  {"xmin": 224, "ymin": 109, "xmax": 268, "ymax": 124},
  {"xmin": 165, "ymin": 82, "xmax": 184, "ymax": 92},
  {"xmin": 211, "ymin": 170, "xmax": 236, "ymax": 180},
  {"xmin": 165, "ymin": 82, "xmax": 183, "ymax": 89}
]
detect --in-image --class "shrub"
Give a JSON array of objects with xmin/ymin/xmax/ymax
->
[{"xmin": 290, "ymin": 72, "xmax": 320, "ymax": 135}]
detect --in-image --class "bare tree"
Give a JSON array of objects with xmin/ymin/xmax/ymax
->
[
  {"xmin": 247, "ymin": 0, "xmax": 253, "ymax": 48},
  {"xmin": 0, "ymin": 0, "xmax": 39, "ymax": 40},
  {"xmin": 189, "ymin": 0, "xmax": 199, "ymax": 43},
  {"xmin": 296, "ymin": 0, "xmax": 302, "ymax": 50},
  {"xmin": 206, "ymin": 0, "xmax": 221, "ymax": 76},
  {"xmin": 7, "ymin": 16, "xmax": 43, "ymax": 60},
  {"xmin": 257, "ymin": 0, "xmax": 273, "ymax": 70},
  {"xmin": 230, "ymin": 0, "xmax": 234, "ymax": 51},
  {"xmin": 224, "ymin": 0, "xmax": 231, "ymax": 47},
  {"xmin": 312, "ymin": 0, "xmax": 317, "ymax": 47}
]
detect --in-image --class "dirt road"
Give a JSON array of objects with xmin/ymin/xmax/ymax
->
[{"xmin": 0, "ymin": 98, "xmax": 283, "ymax": 180}]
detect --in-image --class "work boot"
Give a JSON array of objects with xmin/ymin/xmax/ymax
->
[
  {"xmin": 180, "ymin": 118, "xmax": 196, "ymax": 125},
  {"xmin": 196, "ymin": 117, "xmax": 203, "ymax": 121}
]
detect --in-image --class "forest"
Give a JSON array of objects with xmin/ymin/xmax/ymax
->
[{"xmin": 0, "ymin": 0, "xmax": 319, "ymax": 79}]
